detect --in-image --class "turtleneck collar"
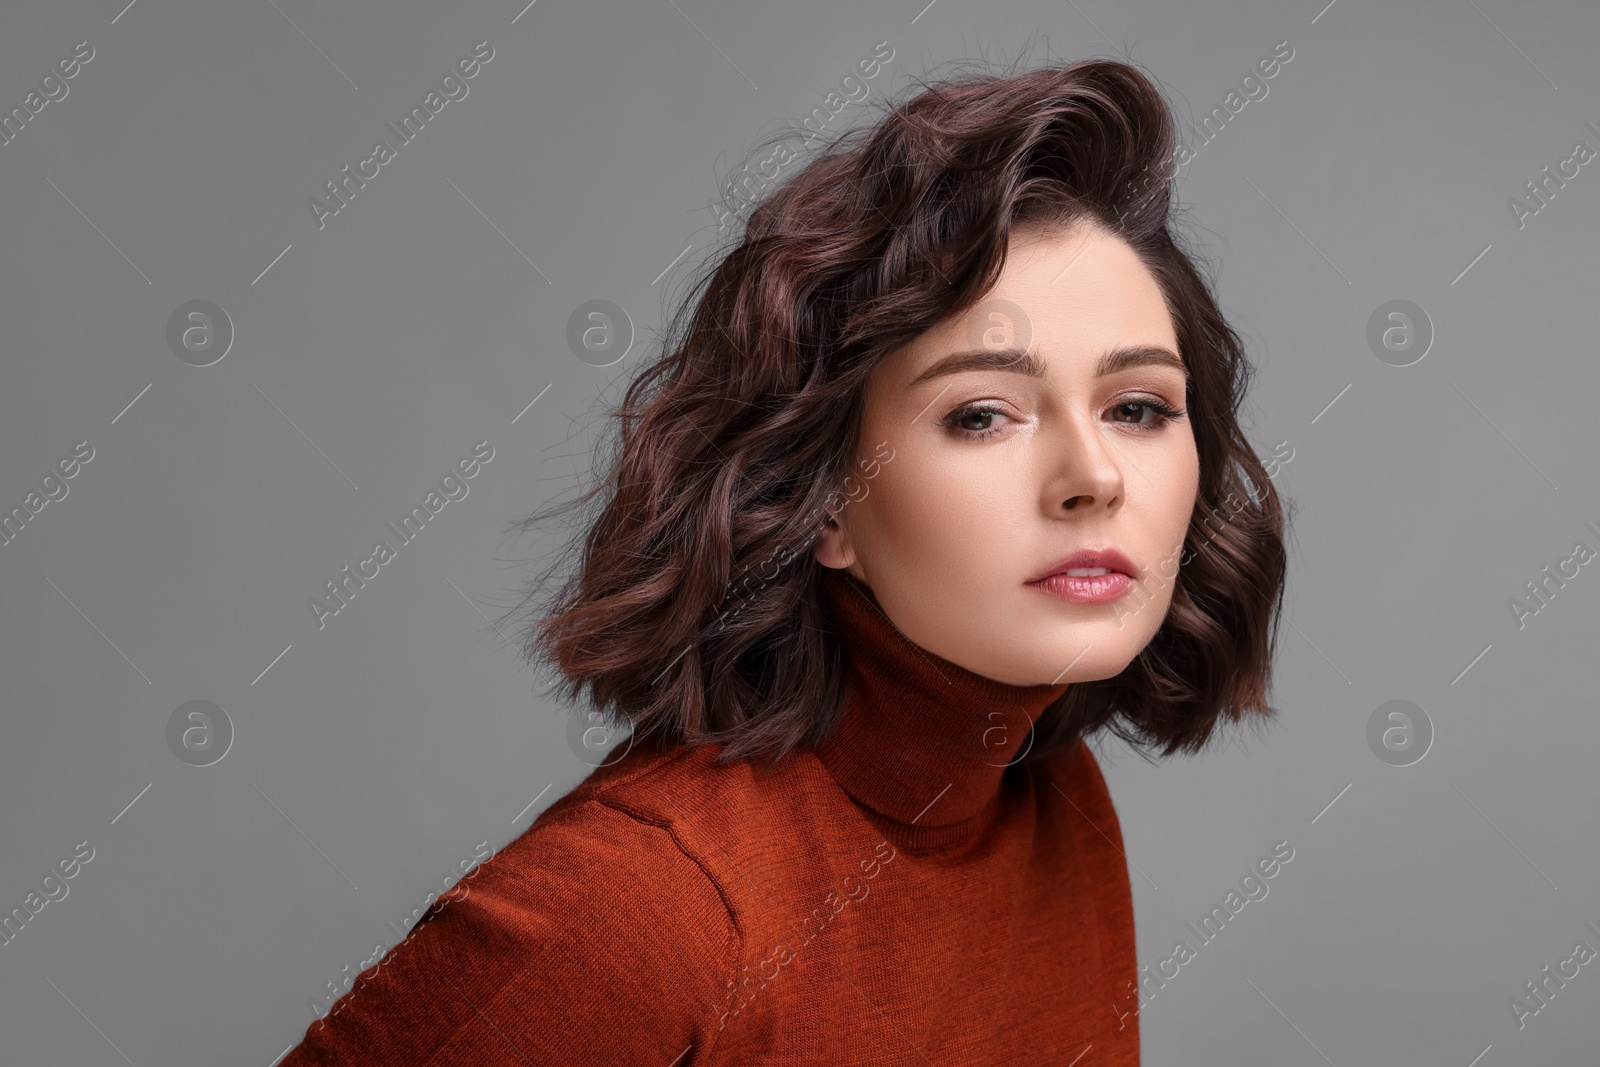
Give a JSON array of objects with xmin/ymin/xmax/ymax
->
[{"xmin": 812, "ymin": 568, "xmax": 1071, "ymax": 851}]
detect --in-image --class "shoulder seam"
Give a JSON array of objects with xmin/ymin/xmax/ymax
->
[
  {"xmin": 596, "ymin": 793, "xmax": 742, "ymax": 1060},
  {"xmin": 417, "ymin": 793, "xmax": 739, "ymax": 1067}
]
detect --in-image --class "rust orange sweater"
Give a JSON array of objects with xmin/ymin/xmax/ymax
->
[{"xmin": 279, "ymin": 569, "xmax": 1139, "ymax": 1065}]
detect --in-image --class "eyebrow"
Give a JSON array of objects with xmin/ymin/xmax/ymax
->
[{"xmin": 907, "ymin": 345, "xmax": 1188, "ymax": 387}]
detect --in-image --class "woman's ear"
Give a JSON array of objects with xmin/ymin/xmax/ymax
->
[{"xmin": 812, "ymin": 511, "xmax": 857, "ymax": 570}]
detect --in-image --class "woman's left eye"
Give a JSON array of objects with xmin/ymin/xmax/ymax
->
[{"xmin": 1109, "ymin": 397, "xmax": 1185, "ymax": 430}]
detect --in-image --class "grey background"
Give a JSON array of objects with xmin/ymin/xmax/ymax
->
[{"xmin": 1, "ymin": 0, "xmax": 1596, "ymax": 1063}]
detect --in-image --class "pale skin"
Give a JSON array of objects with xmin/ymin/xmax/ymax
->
[{"xmin": 814, "ymin": 220, "xmax": 1201, "ymax": 688}]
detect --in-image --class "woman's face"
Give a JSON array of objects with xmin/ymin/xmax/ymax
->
[{"xmin": 814, "ymin": 221, "xmax": 1200, "ymax": 687}]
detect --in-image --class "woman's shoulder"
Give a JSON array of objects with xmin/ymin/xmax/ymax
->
[
  {"xmin": 576, "ymin": 735, "xmax": 814, "ymax": 830},
  {"xmin": 450, "ymin": 738, "xmax": 772, "ymax": 969},
  {"xmin": 277, "ymin": 751, "xmax": 751, "ymax": 1067}
]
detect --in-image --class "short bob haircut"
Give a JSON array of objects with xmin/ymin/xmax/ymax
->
[{"xmin": 511, "ymin": 57, "xmax": 1288, "ymax": 775}]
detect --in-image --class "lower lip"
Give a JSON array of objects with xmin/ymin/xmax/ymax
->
[{"xmin": 1027, "ymin": 571, "xmax": 1134, "ymax": 603}]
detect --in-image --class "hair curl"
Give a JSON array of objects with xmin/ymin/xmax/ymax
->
[{"xmin": 506, "ymin": 56, "xmax": 1289, "ymax": 774}]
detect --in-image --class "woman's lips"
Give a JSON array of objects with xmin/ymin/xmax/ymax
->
[
  {"xmin": 1027, "ymin": 568, "xmax": 1135, "ymax": 603},
  {"xmin": 1024, "ymin": 547, "xmax": 1139, "ymax": 602}
]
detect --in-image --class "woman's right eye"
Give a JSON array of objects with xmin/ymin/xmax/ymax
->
[{"xmin": 943, "ymin": 405, "xmax": 1008, "ymax": 440}]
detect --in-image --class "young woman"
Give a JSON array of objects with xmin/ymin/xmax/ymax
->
[{"xmin": 280, "ymin": 56, "xmax": 1286, "ymax": 1066}]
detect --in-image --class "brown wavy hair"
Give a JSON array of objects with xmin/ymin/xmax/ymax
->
[{"xmin": 506, "ymin": 56, "xmax": 1288, "ymax": 774}]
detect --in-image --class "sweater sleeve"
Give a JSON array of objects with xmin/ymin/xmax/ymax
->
[{"xmin": 277, "ymin": 800, "xmax": 738, "ymax": 1067}]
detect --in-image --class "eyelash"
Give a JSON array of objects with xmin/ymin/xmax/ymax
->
[{"xmin": 943, "ymin": 397, "xmax": 1187, "ymax": 440}]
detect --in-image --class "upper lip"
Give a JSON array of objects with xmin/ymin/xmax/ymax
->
[{"xmin": 1026, "ymin": 547, "xmax": 1139, "ymax": 583}]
